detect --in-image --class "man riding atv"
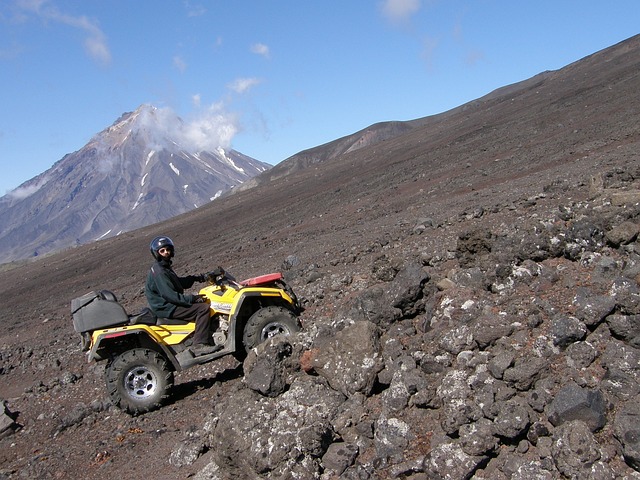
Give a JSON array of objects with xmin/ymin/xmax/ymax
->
[
  {"xmin": 71, "ymin": 236, "xmax": 302, "ymax": 413},
  {"xmin": 145, "ymin": 235, "xmax": 223, "ymax": 356}
]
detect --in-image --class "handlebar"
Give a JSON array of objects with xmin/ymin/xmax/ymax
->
[{"xmin": 206, "ymin": 272, "xmax": 242, "ymax": 289}]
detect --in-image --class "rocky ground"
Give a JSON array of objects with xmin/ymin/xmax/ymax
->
[{"xmin": 1, "ymin": 35, "xmax": 640, "ymax": 479}]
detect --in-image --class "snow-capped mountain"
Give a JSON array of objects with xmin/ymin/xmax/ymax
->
[{"xmin": 0, "ymin": 105, "xmax": 271, "ymax": 263}]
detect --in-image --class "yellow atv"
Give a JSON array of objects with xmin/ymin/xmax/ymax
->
[{"xmin": 71, "ymin": 272, "xmax": 302, "ymax": 414}]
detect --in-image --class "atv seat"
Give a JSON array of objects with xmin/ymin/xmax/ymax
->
[
  {"xmin": 128, "ymin": 308, "xmax": 193, "ymax": 326},
  {"xmin": 128, "ymin": 308, "xmax": 157, "ymax": 326},
  {"xmin": 157, "ymin": 318, "xmax": 192, "ymax": 326}
]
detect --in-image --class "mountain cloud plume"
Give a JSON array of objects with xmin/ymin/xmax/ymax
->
[{"xmin": 134, "ymin": 104, "xmax": 239, "ymax": 153}]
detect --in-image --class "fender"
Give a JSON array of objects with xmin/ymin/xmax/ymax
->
[
  {"xmin": 228, "ymin": 287, "xmax": 297, "ymax": 317},
  {"xmin": 223, "ymin": 289, "xmax": 298, "ymax": 348},
  {"xmin": 89, "ymin": 327, "xmax": 182, "ymax": 371}
]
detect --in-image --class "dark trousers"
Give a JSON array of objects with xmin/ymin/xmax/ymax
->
[{"xmin": 171, "ymin": 303, "xmax": 212, "ymax": 345}]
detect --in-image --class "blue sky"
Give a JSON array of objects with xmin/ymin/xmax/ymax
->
[{"xmin": 1, "ymin": 0, "xmax": 638, "ymax": 196}]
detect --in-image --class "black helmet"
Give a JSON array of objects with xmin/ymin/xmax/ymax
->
[{"xmin": 150, "ymin": 236, "xmax": 175, "ymax": 260}]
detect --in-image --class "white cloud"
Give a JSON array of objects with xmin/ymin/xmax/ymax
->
[
  {"xmin": 182, "ymin": 107, "xmax": 239, "ymax": 151},
  {"xmin": 134, "ymin": 104, "xmax": 239, "ymax": 153},
  {"xmin": 173, "ymin": 55, "xmax": 187, "ymax": 73},
  {"xmin": 7, "ymin": 174, "xmax": 50, "ymax": 199},
  {"xmin": 84, "ymin": 32, "xmax": 111, "ymax": 65},
  {"xmin": 191, "ymin": 94, "xmax": 201, "ymax": 107},
  {"xmin": 183, "ymin": 0, "xmax": 206, "ymax": 17},
  {"xmin": 8, "ymin": 184, "xmax": 41, "ymax": 199},
  {"xmin": 380, "ymin": 0, "xmax": 421, "ymax": 24},
  {"xmin": 227, "ymin": 77, "xmax": 262, "ymax": 94},
  {"xmin": 465, "ymin": 49, "xmax": 485, "ymax": 66},
  {"xmin": 452, "ymin": 19, "xmax": 463, "ymax": 41},
  {"xmin": 16, "ymin": 0, "xmax": 112, "ymax": 66},
  {"xmin": 421, "ymin": 36, "xmax": 438, "ymax": 69},
  {"xmin": 250, "ymin": 42, "xmax": 270, "ymax": 59}
]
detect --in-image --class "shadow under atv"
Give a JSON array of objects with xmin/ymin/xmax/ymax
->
[{"xmin": 168, "ymin": 364, "xmax": 245, "ymax": 405}]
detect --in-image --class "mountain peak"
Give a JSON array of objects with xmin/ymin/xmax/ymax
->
[
  {"xmin": 95, "ymin": 104, "xmax": 236, "ymax": 156},
  {"xmin": 0, "ymin": 105, "xmax": 270, "ymax": 262},
  {"xmin": 95, "ymin": 104, "xmax": 180, "ymax": 151}
]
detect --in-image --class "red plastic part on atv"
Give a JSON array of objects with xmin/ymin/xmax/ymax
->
[{"xmin": 240, "ymin": 272, "xmax": 283, "ymax": 286}]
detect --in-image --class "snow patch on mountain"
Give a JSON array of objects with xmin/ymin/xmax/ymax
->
[
  {"xmin": 96, "ymin": 229, "xmax": 112, "ymax": 240},
  {"xmin": 217, "ymin": 146, "xmax": 245, "ymax": 173},
  {"xmin": 211, "ymin": 190, "xmax": 223, "ymax": 201},
  {"xmin": 132, "ymin": 193, "xmax": 144, "ymax": 211}
]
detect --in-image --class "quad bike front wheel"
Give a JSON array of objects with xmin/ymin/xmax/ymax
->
[
  {"xmin": 243, "ymin": 306, "xmax": 301, "ymax": 351},
  {"xmin": 105, "ymin": 348, "xmax": 174, "ymax": 415}
]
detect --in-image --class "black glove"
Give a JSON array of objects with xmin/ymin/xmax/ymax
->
[
  {"xmin": 192, "ymin": 294, "xmax": 209, "ymax": 304},
  {"xmin": 195, "ymin": 273, "xmax": 207, "ymax": 282}
]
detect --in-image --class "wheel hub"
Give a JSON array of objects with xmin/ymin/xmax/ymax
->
[
  {"xmin": 124, "ymin": 367, "xmax": 158, "ymax": 399},
  {"xmin": 260, "ymin": 321, "xmax": 290, "ymax": 342}
]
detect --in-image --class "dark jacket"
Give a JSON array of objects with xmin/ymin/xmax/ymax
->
[{"xmin": 145, "ymin": 258, "xmax": 200, "ymax": 318}]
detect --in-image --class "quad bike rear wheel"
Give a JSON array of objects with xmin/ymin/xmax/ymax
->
[
  {"xmin": 105, "ymin": 348, "xmax": 174, "ymax": 415},
  {"xmin": 243, "ymin": 306, "xmax": 300, "ymax": 351}
]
